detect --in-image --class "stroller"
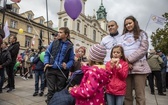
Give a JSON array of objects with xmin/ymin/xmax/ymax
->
[{"xmin": 49, "ymin": 70, "xmax": 84, "ymax": 105}]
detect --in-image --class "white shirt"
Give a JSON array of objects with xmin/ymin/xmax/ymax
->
[{"xmin": 100, "ymin": 34, "xmax": 121, "ymax": 64}]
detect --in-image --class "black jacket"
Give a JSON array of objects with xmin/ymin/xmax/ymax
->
[
  {"xmin": 8, "ymin": 42, "xmax": 20, "ymax": 64},
  {"xmin": 0, "ymin": 48, "xmax": 12, "ymax": 69}
]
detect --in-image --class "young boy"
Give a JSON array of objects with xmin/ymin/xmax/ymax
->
[
  {"xmin": 44, "ymin": 27, "xmax": 74, "ymax": 104},
  {"xmin": 32, "ymin": 46, "xmax": 46, "ymax": 96},
  {"xmin": 0, "ymin": 42, "xmax": 11, "ymax": 93}
]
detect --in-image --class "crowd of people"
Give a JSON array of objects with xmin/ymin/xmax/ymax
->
[{"xmin": 0, "ymin": 15, "xmax": 168, "ymax": 105}]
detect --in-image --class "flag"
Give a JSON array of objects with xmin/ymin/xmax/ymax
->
[
  {"xmin": 150, "ymin": 14, "xmax": 166, "ymax": 25},
  {"xmin": 3, "ymin": 21, "xmax": 10, "ymax": 40},
  {"xmin": 31, "ymin": 35, "xmax": 35, "ymax": 47},
  {"xmin": 0, "ymin": 0, "xmax": 5, "ymax": 8}
]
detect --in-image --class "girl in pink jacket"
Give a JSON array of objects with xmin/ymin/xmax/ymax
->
[
  {"xmin": 70, "ymin": 44, "xmax": 112, "ymax": 105},
  {"xmin": 106, "ymin": 45, "xmax": 129, "ymax": 105}
]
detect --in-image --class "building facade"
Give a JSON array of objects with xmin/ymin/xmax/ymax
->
[
  {"xmin": 0, "ymin": 3, "xmax": 57, "ymax": 52},
  {"xmin": 58, "ymin": 0, "xmax": 108, "ymax": 55}
]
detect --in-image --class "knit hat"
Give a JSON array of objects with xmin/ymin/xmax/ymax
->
[{"xmin": 89, "ymin": 44, "xmax": 106, "ymax": 62}]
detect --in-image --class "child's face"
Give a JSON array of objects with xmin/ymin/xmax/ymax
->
[
  {"xmin": 78, "ymin": 48, "xmax": 85, "ymax": 57},
  {"xmin": 1, "ymin": 43, "xmax": 7, "ymax": 49},
  {"xmin": 112, "ymin": 47, "xmax": 122, "ymax": 58}
]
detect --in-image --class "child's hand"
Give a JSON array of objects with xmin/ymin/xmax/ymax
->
[
  {"xmin": 74, "ymin": 56, "xmax": 78, "ymax": 61},
  {"xmin": 62, "ymin": 62, "xmax": 67, "ymax": 69},
  {"xmin": 111, "ymin": 58, "xmax": 119, "ymax": 66},
  {"xmin": 81, "ymin": 62, "xmax": 88, "ymax": 66}
]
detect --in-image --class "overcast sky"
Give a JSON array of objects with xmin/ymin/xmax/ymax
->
[
  {"xmin": 8, "ymin": 0, "xmax": 167, "ymax": 33},
  {"xmin": 8, "ymin": 0, "xmax": 168, "ymax": 48}
]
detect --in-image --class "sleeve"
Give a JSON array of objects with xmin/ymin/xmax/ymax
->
[
  {"xmin": 163, "ymin": 56, "xmax": 167, "ymax": 68},
  {"xmin": 66, "ymin": 47, "xmax": 74, "ymax": 69},
  {"xmin": 44, "ymin": 42, "xmax": 53, "ymax": 65},
  {"xmin": 116, "ymin": 62, "xmax": 129, "ymax": 80},
  {"xmin": 70, "ymin": 71, "xmax": 99, "ymax": 99},
  {"xmin": 158, "ymin": 56, "xmax": 164, "ymax": 64},
  {"xmin": 100, "ymin": 37, "xmax": 105, "ymax": 46},
  {"xmin": 2, "ymin": 51, "xmax": 12, "ymax": 67},
  {"xmin": 127, "ymin": 31, "xmax": 149, "ymax": 63}
]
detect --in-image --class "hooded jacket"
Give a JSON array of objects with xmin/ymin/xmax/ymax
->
[
  {"xmin": 147, "ymin": 54, "xmax": 163, "ymax": 71},
  {"xmin": 105, "ymin": 59, "xmax": 129, "ymax": 95},
  {"xmin": 70, "ymin": 65, "xmax": 112, "ymax": 105}
]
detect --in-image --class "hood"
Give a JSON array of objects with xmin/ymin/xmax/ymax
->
[{"xmin": 81, "ymin": 65, "xmax": 111, "ymax": 85}]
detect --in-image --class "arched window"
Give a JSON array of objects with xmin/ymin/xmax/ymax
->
[
  {"xmin": 93, "ymin": 30, "xmax": 96, "ymax": 41},
  {"xmin": 84, "ymin": 25, "xmax": 87, "ymax": 35},
  {"xmin": 77, "ymin": 20, "xmax": 81, "ymax": 32},
  {"xmin": 63, "ymin": 18, "xmax": 68, "ymax": 27}
]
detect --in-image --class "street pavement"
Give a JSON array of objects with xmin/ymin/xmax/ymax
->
[{"xmin": 0, "ymin": 75, "xmax": 168, "ymax": 105}]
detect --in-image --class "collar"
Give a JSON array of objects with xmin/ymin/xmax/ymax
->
[{"xmin": 110, "ymin": 31, "xmax": 119, "ymax": 37}]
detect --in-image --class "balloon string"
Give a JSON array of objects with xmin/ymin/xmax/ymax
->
[
  {"xmin": 23, "ymin": 13, "xmax": 44, "ymax": 46},
  {"xmin": 23, "ymin": 13, "xmax": 68, "ymax": 79}
]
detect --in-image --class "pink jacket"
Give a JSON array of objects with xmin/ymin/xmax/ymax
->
[
  {"xmin": 70, "ymin": 65, "xmax": 112, "ymax": 105},
  {"xmin": 106, "ymin": 59, "xmax": 129, "ymax": 95},
  {"xmin": 120, "ymin": 31, "xmax": 151, "ymax": 74}
]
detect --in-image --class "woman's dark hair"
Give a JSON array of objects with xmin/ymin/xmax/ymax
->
[
  {"xmin": 110, "ymin": 45, "xmax": 127, "ymax": 61},
  {"xmin": 122, "ymin": 16, "xmax": 142, "ymax": 40}
]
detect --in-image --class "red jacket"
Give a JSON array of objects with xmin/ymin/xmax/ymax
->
[
  {"xmin": 105, "ymin": 59, "xmax": 129, "ymax": 95},
  {"xmin": 70, "ymin": 65, "xmax": 112, "ymax": 105}
]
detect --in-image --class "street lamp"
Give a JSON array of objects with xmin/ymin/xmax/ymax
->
[{"xmin": 45, "ymin": 0, "xmax": 49, "ymax": 45}]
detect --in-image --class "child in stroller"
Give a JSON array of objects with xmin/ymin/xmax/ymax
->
[{"xmin": 48, "ymin": 69, "xmax": 84, "ymax": 105}]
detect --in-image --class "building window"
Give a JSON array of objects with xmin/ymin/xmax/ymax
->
[
  {"xmin": 25, "ymin": 36, "xmax": 32, "ymax": 47},
  {"xmin": 63, "ymin": 18, "xmax": 68, "ymax": 27},
  {"xmin": 93, "ymin": 30, "xmax": 96, "ymax": 41},
  {"xmin": 64, "ymin": 21, "xmax": 67, "ymax": 27},
  {"xmin": 10, "ymin": 20, "xmax": 18, "ymax": 28},
  {"xmin": 27, "ymin": 25, "xmax": 32, "ymax": 33},
  {"xmin": 77, "ymin": 20, "xmax": 81, "ymax": 32},
  {"xmin": 48, "ymin": 24, "xmax": 52, "ymax": 28},
  {"xmin": 12, "ymin": 7, "xmax": 18, "ymax": 13},
  {"xmin": 28, "ymin": 14, "xmax": 32, "ymax": 20},
  {"xmin": 84, "ymin": 25, "xmax": 87, "ymax": 35},
  {"xmin": 77, "ymin": 22, "xmax": 80, "ymax": 31},
  {"xmin": 40, "ymin": 19, "xmax": 44, "ymax": 24}
]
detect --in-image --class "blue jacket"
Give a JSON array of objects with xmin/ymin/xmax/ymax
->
[
  {"xmin": 44, "ymin": 39, "xmax": 74, "ymax": 70},
  {"xmin": 33, "ymin": 54, "xmax": 44, "ymax": 71},
  {"xmin": 160, "ymin": 53, "xmax": 167, "ymax": 72}
]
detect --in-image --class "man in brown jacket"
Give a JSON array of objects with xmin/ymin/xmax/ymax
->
[{"xmin": 147, "ymin": 49, "xmax": 166, "ymax": 96}]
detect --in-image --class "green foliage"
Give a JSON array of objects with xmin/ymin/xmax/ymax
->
[{"xmin": 150, "ymin": 13, "xmax": 168, "ymax": 55}]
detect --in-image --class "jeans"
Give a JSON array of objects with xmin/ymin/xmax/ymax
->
[
  {"xmin": 106, "ymin": 93, "xmax": 124, "ymax": 105},
  {"xmin": 34, "ymin": 71, "xmax": 45, "ymax": 92},
  {"xmin": 0, "ymin": 69, "xmax": 5, "ymax": 91},
  {"xmin": 161, "ymin": 71, "xmax": 166, "ymax": 91}
]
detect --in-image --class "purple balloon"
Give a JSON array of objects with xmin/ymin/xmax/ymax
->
[{"xmin": 64, "ymin": 0, "xmax": 82, "ymax": 20}]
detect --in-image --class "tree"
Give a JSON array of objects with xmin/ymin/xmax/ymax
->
[{"xmin": 150, "ymin": 13, "xmax": 168, "ymax": 55}]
